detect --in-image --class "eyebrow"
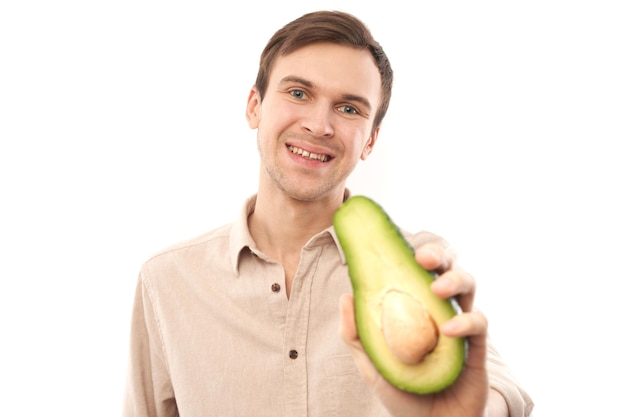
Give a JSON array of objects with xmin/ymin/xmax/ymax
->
[{"xmin": 278, "ymin": 75, "xmax": 372, "ymax": 113}]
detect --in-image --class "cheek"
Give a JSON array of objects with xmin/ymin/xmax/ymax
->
[
  {"xmin": 344, "ymin": 141, "xmax": 369, "ymax": 164},
  {"xmin": 348, "ymin": 129, "xmax": 374, "ymax": 160},
  {"xmin": 258, "ymin": 101, "xmax": 298, "ymax": 132}
]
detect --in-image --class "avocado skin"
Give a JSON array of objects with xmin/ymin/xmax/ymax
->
[{"xmin": 333, "ymin": 195, "xmax": 467, "ymax": 394}]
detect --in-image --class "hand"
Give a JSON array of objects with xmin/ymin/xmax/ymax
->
[{"xmin": 339, "ymin": 242, "xmax": 494, "ymax": 417}]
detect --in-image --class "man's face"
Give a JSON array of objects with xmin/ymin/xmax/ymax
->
[{"xmin": 247, "ymin": 42, "xmax": 382, "ymax": 202}]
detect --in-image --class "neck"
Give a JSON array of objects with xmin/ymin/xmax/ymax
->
[
  {"xmin": 249, "ymin": 188, "xmax": 345, "ymax": 256},
  {"xmin": 248, "ymin": 181, "xmax": 347, "ymax": 297}
]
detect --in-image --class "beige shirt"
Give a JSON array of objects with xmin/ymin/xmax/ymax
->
[{"xmin": 123, "ymin": 194, "xmax": 534, "ymax": 417}]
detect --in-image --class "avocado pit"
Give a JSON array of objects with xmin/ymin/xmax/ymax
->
[{"xmin": 381, "ymin": 290, "xmax": 439, "ymax": 365}]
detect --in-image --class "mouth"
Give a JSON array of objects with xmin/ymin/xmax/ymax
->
[{"xmin": 287, "ymin": 145, "xmax": 332, "ymax": 162}]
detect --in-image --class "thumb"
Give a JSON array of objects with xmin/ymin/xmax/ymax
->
[
  {"xmin": 339, "ymin": 293, "xmax": 358, "ymax": 345},
  {"xmin": 339, "ymin": 294, "xmax": 380, "ymax": 384}
]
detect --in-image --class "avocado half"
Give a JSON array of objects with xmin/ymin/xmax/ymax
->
[{"xmin": 333, "ymin": 195, "xmax": 467, "ymax": 394}]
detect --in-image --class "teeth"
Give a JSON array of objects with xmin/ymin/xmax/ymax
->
[{"xmin": 288, "ymin": 146, "xmax": 330, "ymax": 162}]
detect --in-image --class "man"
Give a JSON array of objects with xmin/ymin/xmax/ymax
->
[{"xmin": 123, "ymin": 10, "xmax": 534, "ymax": 417}]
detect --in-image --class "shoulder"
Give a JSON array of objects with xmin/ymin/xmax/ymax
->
[
  {"xmin": 400, "ymin": 229, "xmax": 448, "ymax": 250},
  {"xmin": 141, "ymin": 223, "xmax": 233, "ymax": 271}
]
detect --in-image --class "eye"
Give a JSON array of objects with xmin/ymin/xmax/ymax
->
[
  {"xmin": 338, "ymin": 105, "xmax": 359, "ymax": 115},
  {"xmin": 290, "ymin": 89, "xmax": 308, "ymax": 100}
]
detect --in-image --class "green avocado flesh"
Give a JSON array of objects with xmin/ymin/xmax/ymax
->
[{"xmin": 333, "ymin": 195, "xmax": 466, "ymax": 394}]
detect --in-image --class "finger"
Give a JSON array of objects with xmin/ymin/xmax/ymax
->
[
  {"xmin": 415, "ymin": 243, "xmax": 457, "ymax": 273},
  {"xmin": 430, "ymin": 269, "xmax": 476, "ymax": 312},
  {"xmin": 440, "ymin": 309, "xmax": 488, "ymax": 339},
  {"xmin": 442, "ymin": 310, "xmax": 489, "ymax": 370}
]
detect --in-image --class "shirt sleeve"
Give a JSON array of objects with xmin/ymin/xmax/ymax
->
[
  {"xmin": 122, "ymin": 271, "xmax": 178, "ymax": 417},
  {"xmin": 486, "ymin": 342, "xmax": 535, "ymax": 417}
]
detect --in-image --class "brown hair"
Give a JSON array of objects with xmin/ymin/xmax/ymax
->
[{"xmin": 255, "ymin": 10, "xmax": 393, "ymax": 133}]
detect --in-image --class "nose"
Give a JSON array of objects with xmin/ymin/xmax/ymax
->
[{"xmin": 301, "ymin": 103, "xmax": 334, "ymax": 138}]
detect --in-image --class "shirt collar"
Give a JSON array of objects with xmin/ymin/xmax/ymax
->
[
  {"xmin": 229, "ymin": 190, "xmax": 351, "ymax": 275},
  {"xmin": 229, "ymin": 194, "xmax": 258, "ymax": 275}
]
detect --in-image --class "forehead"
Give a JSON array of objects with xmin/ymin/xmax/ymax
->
[{"xmin": 270, "ymin": 42, "xmax": 381, "ymax": 104}]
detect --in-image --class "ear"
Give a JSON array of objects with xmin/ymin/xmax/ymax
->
[
  {"xmin": 246, "ymin": 86, "xmax": 261, "ymax": 129},
  {"xmin": 360, "ymin": 126, "xmax": 380, "ymax": 160}
]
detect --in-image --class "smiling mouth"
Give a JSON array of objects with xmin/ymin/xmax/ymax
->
[{"xmin": 288, "ymin": 145, "xmax": 331, "ymax": 162}]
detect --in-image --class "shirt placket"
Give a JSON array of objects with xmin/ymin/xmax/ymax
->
[{"xmin": 282, "ymin": 244, "xmax": 320, "ymax": 417}]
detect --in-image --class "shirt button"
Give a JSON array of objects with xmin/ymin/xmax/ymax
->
[
  {"xmin": 289, "ymin": 349, "xmax": 298, "ymax": 359},
  {"xmin": 271, "ymin": 283, "xmax": 281, "ymax": 292}
]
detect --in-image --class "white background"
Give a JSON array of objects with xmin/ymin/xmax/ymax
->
[{"xmin": 1, "ymin": 1, "xmax": 624, "ymax": 416}]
